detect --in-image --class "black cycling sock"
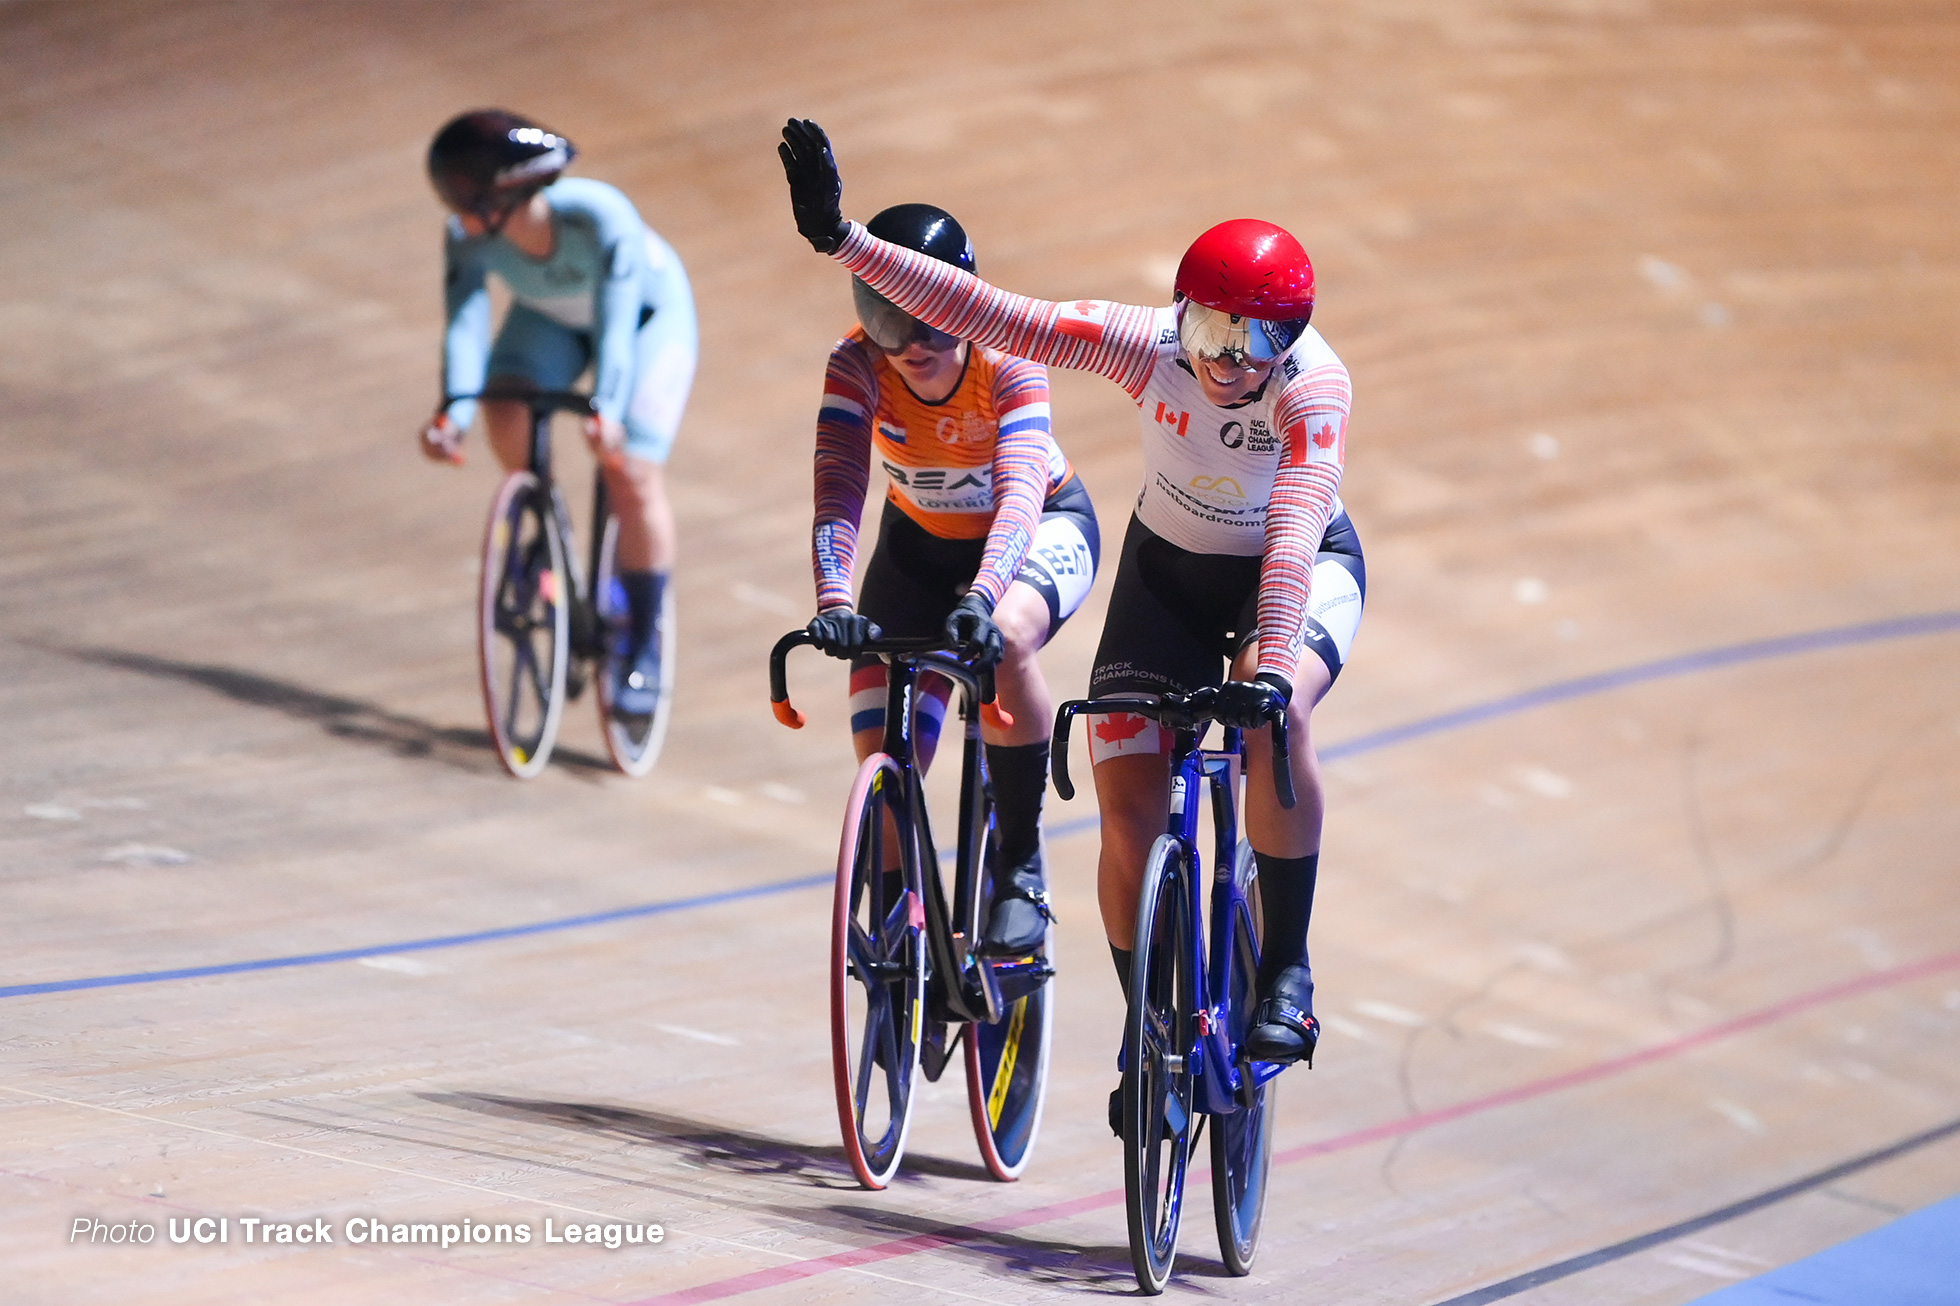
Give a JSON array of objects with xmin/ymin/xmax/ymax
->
[
  {"xmin": 1253, "ymin": 852, "xmax": 1318, "ymax": 995},
  {"xmin": 1110, "ymin": 943, "xmax": 1132, "ymax": 1004},
  {"xmin": 986, "ymin": 740, "xmax": 1049, "ymax": 869},
  {"xmin": 620, "ymin": 569, "xmax": 667, "ymax": 657}
]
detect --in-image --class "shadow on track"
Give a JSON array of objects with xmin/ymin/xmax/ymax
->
[
  {"xmin": 62, "ymin": 646, "xmax": 612, "ymax": 775},
  {"xmin": 763, "ymin": 1199, "xmax": 1189, "ymax": 1293},
  {"xmin": 426, "ymin": 1092, "xmax": 996, "ymax": 1190}
]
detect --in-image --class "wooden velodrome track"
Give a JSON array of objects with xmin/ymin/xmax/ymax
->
[{"xmin": 3, "ymin": 2, "xmax": 1956, "ymax": 1302}]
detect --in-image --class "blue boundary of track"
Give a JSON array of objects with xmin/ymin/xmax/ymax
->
[{"xmin": 7, "ymin": 610, "xmax": 1957, "ymax": 1002}]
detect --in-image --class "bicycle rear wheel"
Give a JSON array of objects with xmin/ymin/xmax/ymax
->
[
  {"xmin": 963, "ymin": 903, "xmax": 1053, "ymax": 1179},
  {"xmin": 591, "ymin": 513, "xmax": 673, "ymax": 776},
  {"xmin": 1124, "ymin": 835, "xmax": 1198, "ymax": 1294},
  {"xmin": 478, "ymin": 471, "xmax": 568, "ymax": 778},
  {"xmin": 831, "ymin": 754, "xmax": 926, "ymax": 1189},
  {"xmin": 1212, "ymin": 841, "xmax": 1274, "ymax": 1275}
]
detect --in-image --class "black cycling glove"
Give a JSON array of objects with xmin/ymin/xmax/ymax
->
[
  {"xmin": 945, "ymin": 592, "xmax": 1005, "ymax": 669},
  {"xmin": 778, "ymin": 119, "xmax": 849, "ymax": 254},
  {"xmin": 807, "ymin": 608, "xmax": 879, "ymax": 659},
  {"xmin": 1211, "ymin": 673, "xmax": 1291, "ymax": 729}
]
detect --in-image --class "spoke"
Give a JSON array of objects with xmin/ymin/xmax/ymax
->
[
  {"xmin": 880, "ymin": 889, "xmax": 913, "ymax": 951},
  {"xmin": 505, "ymin": 639, "xmax": 533, "ymax": 735},
  {"xmin": 852, "ymin": 815, "xmax": 885, "ymax": 920},
  {"xmin": 525, "ymin": 626, "xmax": 553, "ymax": 704},
  {"xmin": 854, "ymin": 995, "xmax": 888, "ymax": 1117},
  {"xmin": 881, "ymin": 1017, "xmax": 907, "ymax": 1119},
  {"xmin": 846, "ymin": 919, "xmax": 880, "ymax": 977}
]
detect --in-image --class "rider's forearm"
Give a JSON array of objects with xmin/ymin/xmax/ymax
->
[
  {"xmin": 441, "ymin": 282, "xmax": 493, "ymax": 430},
  {"xmin": 589, "ymin": 274, "xmax": 643, "ymax": 425},
  {"xmin": 969, "ymin": 362, "xmax": 1054, "ymax": 607},
  {"xmin": 1254, "ymin": 467, "xmax": 1342, "ymax": 683},
  {"xmin": 811, "ymin": 344, "xmax": 876, "ymax": 610}
]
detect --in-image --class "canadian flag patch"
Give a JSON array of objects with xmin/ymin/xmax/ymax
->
[
  {"xmin": 1055, "ymin": 299, "xmax": 1107, "ymax": 345},
  {"xmin": 1285, "ymin": 417, "xmax": 1346, "ymax": 466},
  {"xmin": 1088, "ymin": 711, "xmax": 1162, "ymax": 762}
]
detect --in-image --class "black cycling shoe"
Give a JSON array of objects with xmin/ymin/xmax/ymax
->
[
  {"xmin": 1243, "ymin": 963, "xmax": 1319, "ymax": 1067},
  {"xmin": 977, "ymin": 855, "xmax": 1054, "ymax": 958},
  {"xmin": 1109, "ymin": 1084, "xmax": 1123, "ymax": 1138}
]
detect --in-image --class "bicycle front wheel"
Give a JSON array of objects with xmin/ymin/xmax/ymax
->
[
  {"xmin": 1212, "ymin": 840, "xmax": 1274, "ymax": 1275},
  {"xmin": 592, "ymin": 513, "xmax": 673, "ymax": 776},
  {"xmin": 478, "ymin": 472, "xmax": 569, "ymax": 778},
  {"xmin": 831, "ymin": 754, "xmax": 926, "ymax": 1190},
  {"xmin": 1124, "ymin": 835, "xmax": 1198, "ymax": 1294}
]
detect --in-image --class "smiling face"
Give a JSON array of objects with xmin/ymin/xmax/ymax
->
[
  {"xmin": 1189, "ymin": 349, "xmax": 1278, "ymax": 405},
  {"xmin": 1176, "ymin": 299, "xmax": 1290, "ymax": 404}
]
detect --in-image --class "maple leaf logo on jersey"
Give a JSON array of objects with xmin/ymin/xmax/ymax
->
[
  {"xmin": 1284, "ymin": 418, "xmax": 1345, "ymax": 466},
  {"xmin": 1055, "ymin": 299, "xmax": 1107, "ymax": 346},
  {"xmin": 1093, "ymin": 713, "xmax": 1151, "ymax": 745}
]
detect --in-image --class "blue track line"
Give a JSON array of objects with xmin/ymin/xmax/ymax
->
[
  {"xmin": 0, "ymin": 876, "xmax": 829, "ymax": 999},
  {"xmin": 9, "ymin": 611, "xmax": 1957, "ymax": 1001}
]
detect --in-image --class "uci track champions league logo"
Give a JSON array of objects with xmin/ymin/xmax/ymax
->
[{"xmin": 67, "ymin": 1212, "xmax": 665, "ymax": 1253}]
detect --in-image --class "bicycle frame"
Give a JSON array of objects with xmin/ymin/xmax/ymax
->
[
  {"xmin": 1052, "ymin": 698, "xmax": 1291, "ymax": 1117},
  {"xmin": 1160, "ymin": 726, "xmax": 1287, "ymax": 1117},
  {"xmin": 770, "ymin": 633, "xmax": 1042, "ymax": 1028},
  {"xmin": 460, "ymin": 387, "xmax": 609, "ymax": 656}
]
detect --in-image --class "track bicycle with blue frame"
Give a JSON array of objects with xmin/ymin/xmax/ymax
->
[
  {"xmin": 1053, "ymin": 687, "xmax": 1296, "ymax": 1292},
  {"xmin": 464, "ymin": 386, "xmax": 672, "ymax": 779},
  {"xmin": 771, "ymin": 630, "xmax": 1056, "ymax": 1189}
]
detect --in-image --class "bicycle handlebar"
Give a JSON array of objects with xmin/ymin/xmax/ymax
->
[
  {"xmin": 445, "ymin": 388, "xmax": 596, "ymax": 417},
  {"xmin": 1050, "ymin": 687, "xmax": 1295, "ymax": 810},
  {"xmin": 769, "ymin": 630, "xmax": 1012, "ymax": 733}
]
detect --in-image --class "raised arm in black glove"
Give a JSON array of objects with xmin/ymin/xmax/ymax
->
[
  {"xmin": 945, "ymin": 591, "xmax": 1005, "ymax": 669},
  {"xmin": 807, "ymin": 607, "xmax": 880, "ymax": 659},
  {"xmin": 1210, "ymin": 673, "xmax": 1292, "ymax": 729},
  {"xmin": 777, "ymin": 119, "xmax": 849, "ymax": 254}
]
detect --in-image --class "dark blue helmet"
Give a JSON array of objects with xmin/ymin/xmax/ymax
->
[{"xmin": 427, "ymin": 109, "xmax": 576, "ymax": 218}]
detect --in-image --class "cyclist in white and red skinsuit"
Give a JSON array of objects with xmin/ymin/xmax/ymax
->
[{"xmin": 780, "ymin": 120, "xmax": 1366, "ymax": 1076}]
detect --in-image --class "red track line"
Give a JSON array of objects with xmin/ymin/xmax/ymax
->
[{"xmin": 631, "ymin": 949, "xmax": 1960, "ymax": 1305}]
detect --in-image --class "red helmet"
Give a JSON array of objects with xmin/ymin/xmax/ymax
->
[{"xmin": 1174, "ymin": 219, "xmax": 1315, "ymax": 322}]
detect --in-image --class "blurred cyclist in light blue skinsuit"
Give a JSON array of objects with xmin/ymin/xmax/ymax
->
[{"xmin": 420, "ymin": 109, "xmax": 695, "ymax": 719}]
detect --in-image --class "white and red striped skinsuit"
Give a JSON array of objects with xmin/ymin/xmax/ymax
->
[{"xmin": 832, "ymin": 222, "xmax": 1350, "ymax": 682}]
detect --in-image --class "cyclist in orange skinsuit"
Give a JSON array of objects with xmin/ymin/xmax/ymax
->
[{"xmin": 806, "ymin": 203, "xmax": 1100, "ymax": 957}]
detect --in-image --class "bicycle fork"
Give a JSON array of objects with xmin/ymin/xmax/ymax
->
[{"xmin": 1180, "ymin": 741, "xmax": 1272, "ymax": 1118}]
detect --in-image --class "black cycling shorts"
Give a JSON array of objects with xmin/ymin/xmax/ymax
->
[
  {"xmin": 1088, "ymin": 511, "xmax": 1365, "ymax": 697},
  {"xmin": 856, "ymin": 474, "xmax": 1100, "ymax": 644}
]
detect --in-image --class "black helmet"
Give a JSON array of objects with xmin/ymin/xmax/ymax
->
[
  {"xmin": 427, "ymin": 109, "xmax": 576, "ymax": 218},
  {"xmin": 852, "ymin": 203, "xmax": 974, "ymax": 352}
]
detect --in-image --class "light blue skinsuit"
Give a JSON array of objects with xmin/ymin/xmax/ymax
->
[{"xmin": 440, "ymin": 177, "xmax": 696, "ymax": 461}]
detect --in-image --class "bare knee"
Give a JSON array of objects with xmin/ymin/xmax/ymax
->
[
  {"xmin": 992, "ymin": 585, "xmax": 1051, "ymax": 662},
  {"xmin": 1093, "ymin": 755, "xmax": 1168, "ymax": 862},
  {"xmin": 605, "ymin": 456, "xmax": 665, "ymax": 512}
]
